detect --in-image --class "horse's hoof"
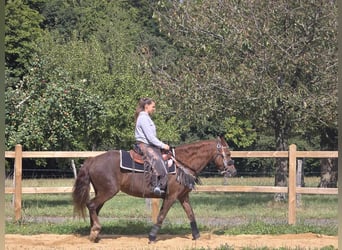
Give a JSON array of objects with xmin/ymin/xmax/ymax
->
[
  {"xmin": 148, "ymin": 234, "xmax": 157, "ymax": 242},
  {"xmin": 89, "ymin": 231, "xmax": 100, "ymax": 242},
  {"xmin": 89, "ymin": 235, "xmax": 98, "ymax": 242},
  {"xmin": 192, "ymin": 233, "xmax": 200, "ymax": 240}
]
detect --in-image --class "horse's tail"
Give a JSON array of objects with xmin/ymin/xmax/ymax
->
[{"xmin": 72, "ymin": 157, "xmax": 92, "ymax": 219}]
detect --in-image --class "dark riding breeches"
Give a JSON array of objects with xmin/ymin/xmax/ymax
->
[{"xmin": 138, "ymin": 143, "xmax": 168, "ymax": 189}]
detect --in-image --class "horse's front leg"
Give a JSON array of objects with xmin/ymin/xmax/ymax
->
[
  {"xmin": 178, "ymin": 193, "xmax": 200, "ymax": 240},
  {"xmin": 148, "ymin": 197, "xmax": 175, "ymax": 243}
]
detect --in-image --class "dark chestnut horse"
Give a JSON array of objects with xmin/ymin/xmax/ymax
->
[{"xmin": 72, "ymin": 136, "xmax": 236, "ymax": 243}]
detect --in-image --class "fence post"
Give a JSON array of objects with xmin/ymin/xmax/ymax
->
[
  {"xmin": 296, "ymin": 159, "xmax": 303, "ymax": 207},
  {"xmin": 71, "ymin": 160, "xmax": 77, "ymax": 179},
  {"xmin": 14, "ymin": 144, "xmax": 23, "ymax": 221},
  {"xmin": 288, "ymin": 144, "xmax": 296, "ymax": 224}
]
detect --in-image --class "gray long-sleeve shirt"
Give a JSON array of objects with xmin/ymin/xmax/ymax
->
[{"xmin": 135, "ymin": 111, "xmax": 166, "ymax": 149}]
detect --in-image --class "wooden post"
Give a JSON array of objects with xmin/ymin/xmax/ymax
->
[
  {"xmin": 151, "ymin": 198, "xmax": 159, "ymax": 224},
  {"xmin": 14, "ymin": 144, "xmax": 23, "ymax": 221},
  {"xmin": 296, "ymin": 159, "xmax": 302, "ymax": 207},
  {"xmin": 71, "ymin": 160, "xmax": 77, "ymax": 179},
  {"xmin": 288, "ymin": 144, "xmax": 296, "ymax": 224}
]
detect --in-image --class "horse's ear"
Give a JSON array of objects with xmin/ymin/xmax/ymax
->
[
  {"xmin": 218, "ymin": 135, "xmax": 228, "ymax": 146},
  {"xmin": 217, "ymin": 134, "xmax": 225, "ymax": 141},
  {"xmin": 217, "ymin": 136, "xmax": 223, "ymax": 143}
]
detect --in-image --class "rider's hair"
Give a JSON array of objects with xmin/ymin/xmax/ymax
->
[{"xmin": 134, "ymin": 97, "xmax": 155, "ymax": 123}]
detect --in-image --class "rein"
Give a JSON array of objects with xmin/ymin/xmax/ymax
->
[
  {"xmin": 170, "ymin": 155, "xmax": 197, "ymax": 174},
  {"xmin": 169, "ymin": 149, "xmax": 199, "ymax": 189}
]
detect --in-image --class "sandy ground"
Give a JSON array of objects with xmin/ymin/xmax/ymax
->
[{"xmin": 5, "ymin": 233, "xmax": 338, "ymax": 249}]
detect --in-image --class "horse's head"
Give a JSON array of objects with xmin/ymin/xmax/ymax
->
[{"xmin": 213, "ymin": 136, "xmax": 237, "ymax": 177}]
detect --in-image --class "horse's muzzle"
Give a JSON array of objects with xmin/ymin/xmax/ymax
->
[
  {"xmin": 224, "ymin": 160, "xmax": 237, "ymax": 177},
  {"xmin": 227, "ymin": 160, "xmax": 234, "ymax": 166}
]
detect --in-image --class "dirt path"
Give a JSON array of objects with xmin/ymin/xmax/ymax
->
[{"xmin": 5, "ymin": 233, "xmax": 338, "ymax": 249}]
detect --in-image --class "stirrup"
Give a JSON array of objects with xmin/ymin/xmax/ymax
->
[{"xmin": 153, "ymin": 186, "xmax": 165, "ymax": 195}]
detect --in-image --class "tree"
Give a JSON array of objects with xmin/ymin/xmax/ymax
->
[
  {"xmin": 318, "ymin": 127, "xmax": 338, "ymax": 187},
  {"xmin": 154, "ymin": 0, "xmax": 337, "ymax": 194},
  {"xmin": 5, "ymin": 0, "xmax": 44, "ymax": 77},
  {"xmin": 5, "ymin": 34, "xmax": 105, "ymax": 152},
  {"xmin": 134, "ymin": 1, "xmax": 256, "ymax": 145},
  {"xmin": 5, "ymin": 0, "xmax": 181, "ymax": 154}
]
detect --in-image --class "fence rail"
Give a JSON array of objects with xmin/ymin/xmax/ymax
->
[{"xmin": 5, "ymin": 144, "xmax": 338, "ymax": 224}]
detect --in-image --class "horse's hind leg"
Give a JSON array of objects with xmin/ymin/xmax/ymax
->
[
  {"xmin": 178, "ymin": 193, "xmax": 200, "ymax": 240},
  {"xmin": 87, "ymin": 190, "xmax": 118, "ymax": 242}
]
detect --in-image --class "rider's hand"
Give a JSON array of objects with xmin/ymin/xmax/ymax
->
[{"xmin": 164, "ymin": 144, "xmax": 170, "ymax": 151}]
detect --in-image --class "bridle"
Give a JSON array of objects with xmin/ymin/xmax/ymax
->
[{"xmin": 214, "ymin": 141, "xmax": 235, "ymax": 173}]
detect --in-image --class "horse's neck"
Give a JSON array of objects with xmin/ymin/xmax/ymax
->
[{"xmin": 174, "ymin": 140, "xmax": 215, "ymax": 173}]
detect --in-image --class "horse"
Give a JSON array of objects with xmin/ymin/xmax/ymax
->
[{"xmin": 72, "ymin": 136, "xmax": 236, "ymax": 243}]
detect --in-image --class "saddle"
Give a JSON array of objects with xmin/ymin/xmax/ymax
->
[
  {"xmin": 120, "ymin": 150, "xmax": 175, "ymax": 173},
  {"xmin": 129, "ymin": 149, "xmax": 172, "ymax": 165},
  {"xmin": 129, "ymin": 150, "xmax": 144, "ymax": 164}
]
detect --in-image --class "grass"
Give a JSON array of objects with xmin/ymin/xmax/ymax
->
[
  {"xmin": 5, "ymin": 177, "xmax": 338, "ymax": 240},
  {"xmin": 4, "ymin": 175, "xmax": 323, "ymax": 188}
]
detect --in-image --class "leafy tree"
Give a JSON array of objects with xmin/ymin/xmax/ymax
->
[
  {"xmin": 318, "ymin": 127, "xmax": 338, "ymax": 187},
  {"xmin": 154, "ymin": 1, "xmax": 337, "ymax": 192},
  {"xmin": 6, "ymin": 0, "xmax": 181, "ymax": 154},
  {"xmin": 39, "ymin": 0, "xmax": 111, "ymax": 41},
  {"xmin": 5, "ymin": 0, "xmax": 44, "ymax": 77},
  {"xmin": 82, "ymin": 0, "xmax": 181, "ymax": 148},
  {"xmin": 225, "ymin": 1, "xmax": 337, "ymax": 190},
  {"xmin": 131, "ymin": 2, "xmax": 255, "ymax": 145},
  {"xmin": 5, "ymin": 34, "xmax": 105, "ymax": 152}
]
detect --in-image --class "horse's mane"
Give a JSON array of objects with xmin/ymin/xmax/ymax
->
[
  {"xmin": 174, "ymin": 139, "xmax": 216, "ymax": 164},
  {"xmin": 175, "ymin": 139, "xmax": 216, "ymax": 151}
]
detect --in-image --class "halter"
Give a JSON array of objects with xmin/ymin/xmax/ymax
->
[{"xmin": 214, "ymin": 141, "xmax": 234, "ymax": 171}]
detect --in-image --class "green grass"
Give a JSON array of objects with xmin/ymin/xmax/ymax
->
[
  {"xmin": 5, "ymin": 177, "xmax": 338, "ymax": 239},
  {"xmin": 4, "ymin": 176, "xmax": 322, "ymax": 188}
]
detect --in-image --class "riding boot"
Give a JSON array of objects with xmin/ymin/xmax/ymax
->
[
  {"xmin": 151, "ymin": 174, "xmax": 158, "ymax": 188},
  {"xmin": 152, "ymin": 176, "xmax": 166, "ymax": 195},
  {"xmin": 159, "ymin": 174, "xmax": 168, "ymax": 191},
  {"xmin": 151, "ymin": 175, "xmax": 163, "ymax": 195}
]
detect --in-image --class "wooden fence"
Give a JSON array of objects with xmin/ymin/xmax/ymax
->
[{"xmin": 5, "ymin": 144, "xmax": 338, "ymax": 224}]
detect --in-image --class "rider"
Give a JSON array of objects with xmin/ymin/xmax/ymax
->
[{"xmin": 134, "ymin": 97, "xmax": 170, "ymax": 195}]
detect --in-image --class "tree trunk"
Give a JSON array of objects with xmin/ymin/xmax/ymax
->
[
  {"xmin": 319, "ymin": 158, "xmax": 338, "ymax": 187},
  {"xmin": 318, "ymin": 127, "xmax": 338, "ymax": 187},
  {"xmin": 273, "ymin": 125, "xmax": 289, "ymax": 202}
]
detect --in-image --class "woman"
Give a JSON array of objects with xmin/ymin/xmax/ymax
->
[{"xmin": 134, "ymin": 98, "xmax": 170, "ymax": 195}]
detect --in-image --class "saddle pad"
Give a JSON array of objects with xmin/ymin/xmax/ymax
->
[
  {"xmin": 120, "ymin": 150, "xmax": 176, "ymax": 174},
  {"xmin": 120, "ymin": 150, "xmax": 145, "ymax": 172}
]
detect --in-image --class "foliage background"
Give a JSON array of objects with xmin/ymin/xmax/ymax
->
[{"xmin": 5, "ymin": 0, "xmax": 337, "ymax": 181}]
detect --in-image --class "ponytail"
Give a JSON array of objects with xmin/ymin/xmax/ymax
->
[{"xmin": 134, "ymin": 97, "xmax": 154, "ymax": 123}]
